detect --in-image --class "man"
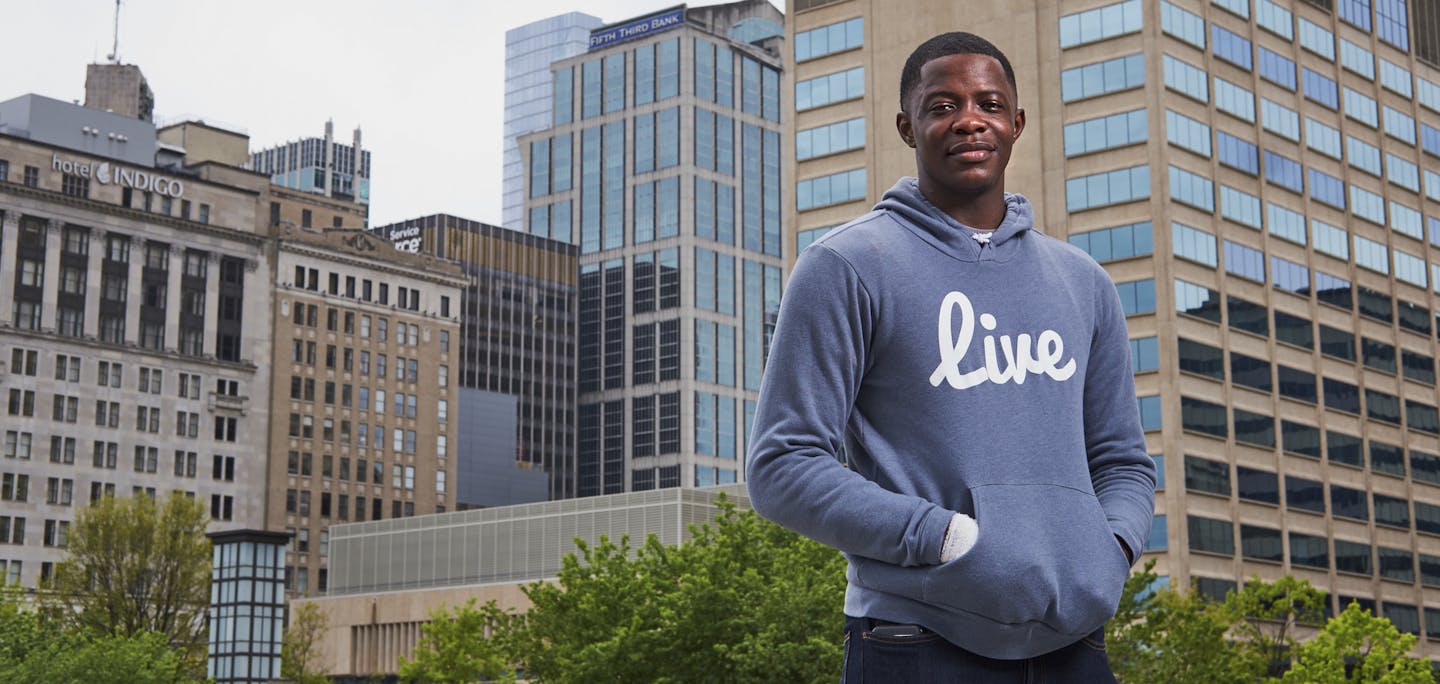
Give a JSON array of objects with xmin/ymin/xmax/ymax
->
[{"xmin": 745, "ymin": 32, "xmax": 1155, "ymax": 682}]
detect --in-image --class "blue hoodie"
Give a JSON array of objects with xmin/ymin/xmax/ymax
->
[{"xmin": 746, "ymin": 178, "xmax": 1156, "ymax": 660}]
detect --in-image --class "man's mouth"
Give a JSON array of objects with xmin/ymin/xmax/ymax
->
[{"xmin": 949, "ymin": 142, "xmax": 995, "ymax": 162}]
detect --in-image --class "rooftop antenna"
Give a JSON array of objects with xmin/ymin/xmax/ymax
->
[{"xmin": 106, "ymin": 0, "xmax": 121, "ymax": 63}]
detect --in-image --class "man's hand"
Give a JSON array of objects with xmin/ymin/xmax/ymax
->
[
  {"xmin": 940, "ymin": 513, "xmax": 979, "ymax": 563},
  {"xmin": 1116, "ymin": 535, "xmax": 1134, "ymax": 564}
]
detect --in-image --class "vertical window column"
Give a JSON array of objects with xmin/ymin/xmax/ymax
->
[{"xmin": 0, "ymin": 212, "xmax": 16, "ymax": 320}]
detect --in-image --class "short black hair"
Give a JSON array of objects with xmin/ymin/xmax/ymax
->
[{"xmin": 899, "ymin": 32, "xmax": 1017, "ymax": 113}]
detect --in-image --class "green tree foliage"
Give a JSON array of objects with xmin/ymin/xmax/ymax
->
[
  {"xmin": 43, "ymin": 493, "xmax": 211, "ymax": 675},
  {"xmin": 1221, "ymin": 575, "xmax": 1328, "ymax": 678},
  {"xmin": 504, "ymin": 497, "xmax": 845, "ymax": 683},
  {"xmin": 282, "ymin": 601, "xmax": 334, "ymax": 684},
  {"xmin": 398, "ymin": 598, "xmax": 516, "ymax": 684},
  {"xmin": 1107, "ymin": 561, "xmax": 1244, "ymax": 684},
  {"xmin": 1283, "ymin": 602, "xmax": 1434, "ymax": 684},
  {"xmin": 0, "ymin": 584, "xmax": 190, "ymax": 683},
  {"xmin": 1109, "ymin": 567, "xmax": 1434, "ymax": 684}
]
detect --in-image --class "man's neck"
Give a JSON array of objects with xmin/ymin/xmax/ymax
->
[{"xmin": 918, "ymin": 184, "xmax": 1008, "ymax": 231}]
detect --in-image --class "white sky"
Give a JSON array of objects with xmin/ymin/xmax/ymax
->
[{"xmin": 0, "ymin": 0, "xmax": 783, "ymax": 227}]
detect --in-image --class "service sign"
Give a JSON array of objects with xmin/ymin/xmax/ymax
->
[
  {"xmin": 589, "ymin": 7, "xmax": 684, "ymax": 51},
  {"xmin": 389, "ymin": 225, "xmax": 422, "ymax": 254},
  {"xmin": 51, "ymin": 154, "xmax": 185, "ymax": 198}
]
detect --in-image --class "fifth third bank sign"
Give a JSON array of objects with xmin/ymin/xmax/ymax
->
[{"xmin": 589, "ymin": 7, "xmax": 684, "ymax": 50}]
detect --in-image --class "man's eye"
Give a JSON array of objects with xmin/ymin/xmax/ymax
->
[{"xmin": 929, "ymin": 103, "xmax": 954, "ymax": 113}]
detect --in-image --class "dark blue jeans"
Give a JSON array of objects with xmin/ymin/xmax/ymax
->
[{"xmin": 841, "ymin": 616, "xmax": 1117, "ymax": 684}]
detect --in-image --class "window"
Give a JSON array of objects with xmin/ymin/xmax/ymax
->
[
  {"xmin": 1165, "ymin": 109, "xmax": 1212, "ymax": 157},
  {"xmin": 1306, "ymin": 117, "xmax": 1342, "ymax": 159},
  {"xmin": 1059, "ymin": 0, "xmax": 1142, "ymax": 48},
  {"xmin": 1230, "ymin": 351, "xmax": 1272, "ymax": 392},
  {"xmin": 1303, "ymin": 68, "xmax": 1339, "ymax": 109},
  {"xmin": 1064, "ymin": 109, "xmax": 1147, "ymax": 157},
  {"xmin": 795, "ymin": 17, "xmax": 863, "ymax": 61},
  {"xmin": 797, "ymin": 169, "xmax": 866, "ymax": 211},
  {"xmin": 1298, "ymin": 17, "xmax": 1335, "ymax": 59},
  {"xmin": 1331, "ymin": 485, "xmax": 1369, "ymax": 521},
  {"xmin": 1065, "ymin": 165, "xmax": 1149, "ymax": 211},
  {"xmin": 1114, "ymin": 279, "xmax": 1156, "ymax": 316},
  {"xmin": 1282, "ymin": 421, "xmax": 1321, "ymax": 458},
  {"xmin": 1169, "ymin": 165, "xmax": 1214, "ymax": 211},
  {"xmin": 796, "ymin": 67, "xmax": 864, "ymax": 111},
  {"xmin": 1185, "ymin": 455, "xmax": 1230, "ymax": 496},
  {"xmin": 1161, "ymin": 1, "xmax": 1205, "ymax": 48},
  {"xmin": 1241, "ymin": 524, "xmax": 1283, "ymax": 562},
  {"xmin": 1175, "ymin": 280, "xmax": 1221, "ymax": 322},
  {"xmin": 1274, "ymin": 310, "xmax": 1312, "ymax": 349},
  {"xmin": 1324, "ymin": 377, "xmax": 1361, "ymax": 414},
  {"xmin": 1233, "ymin": 408, "xmax": 1274, "ymax": 447},
  {"xmin": 1178, "ymin": 338, "xmax": 1224, "ymax": 379},
  {"xmin": 1261, "ymin": 100, "xmax": 1300, "ymax": 141},
  {"xmin": 1214, "ymin": 77, "xmax": 1255, "ymax": 122},
  {"xmin": 1211, "ymin": 24, "xmax": 1253, "ymax": 70},
  {"xmin": 1188, "ymin": 516, "xmax": 1234, "ymax": 555},
  {"xmin": 1237, "ymin": 466, "xmax": 1279, "ymax": 504},
  {"xmin": 1163, "ymin": 55, "xmax": 1208, "ymax": 102},
  {"xmin": 1181, "ymin": 396, "xmax": 1227, "ymax": 438},
  {"xmin": 1289, "ymin": 532, "xmax": 1328, "ymax": 568},
  {"xmin": 1334, "ymin": 539, "xmax": 1372, "ymax": 575},
  {"xmin": 1344, "ymin": 87, "xmax": 1378, "ymax": 128},
  {"xmin": 1061, "ymin": 54, "xmax": 1145, "ymax": 102},
  {"xmin": 1068, "ymin": 221, "xmax": 1153, "ymax": 263},
  {"xmin": 1286, "ymin": 476, "xmax": 1325, "ymax": 513}
]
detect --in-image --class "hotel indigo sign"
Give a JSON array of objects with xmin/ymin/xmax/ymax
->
[
  {"xmin": 51, "ymin": 154, "xmax": 185, "ymax": 198},
  {"xmin": 589, "ymin": 7, "xmax": 684, "ymax": 51}
]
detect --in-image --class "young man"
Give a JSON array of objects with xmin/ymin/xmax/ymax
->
[{"xmin": 746, "ymin": 32, "xmax": 1156, "ymax": 682}]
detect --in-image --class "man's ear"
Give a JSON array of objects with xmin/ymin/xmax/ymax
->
[
  {"xmin": 896, "ymin": 111, "xmax": 916, "ymax": 148},
  {"xmin": 1012, "ymin": 107, "xmax": 1026, "ymax": 143}
]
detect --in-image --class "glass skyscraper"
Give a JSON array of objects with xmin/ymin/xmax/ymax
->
[
  {"xmin": 502, "ymin": 12, "xmax": 603, "ymax": 231},
  {"xmin": 789, "ymin": 0, "xmax": 1440, "ymax": 656},
  {"xmin": 523, "ymin": 0, "xmax": 786, "ymax": 496}
]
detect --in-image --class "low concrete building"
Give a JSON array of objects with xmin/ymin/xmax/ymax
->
[{"xmin": 294, "ymin": 485, "xmax": 748, "ymax": 679}]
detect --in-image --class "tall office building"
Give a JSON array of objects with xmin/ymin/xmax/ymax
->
[
  {"xmin": 522, "ymin": 0, "xmax": 787, "ymax": 496},
  {"xmin": 372, "ymin": 215, "xmax": 579, "ymax": 500},
  {"xmin": 0, "ymin": 93, "xmax": 275, "ymax": 588},
  {"xmin": 250, "ymin": 121, "xmax": 371, "ymax": 215},
  {"xmin": 265, "ymin": 222, "xmax": 464, "ymax": 596},
  {"xmin": 789, "ymin": 0, "xmax": 1440, "ymax": 654},
  {"xmin": 503, "ymin": 12, "xmax": 604, "ymax": 231}
]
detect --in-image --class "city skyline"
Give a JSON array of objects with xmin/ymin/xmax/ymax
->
[{"xmin": 0, "ymin": 0, "xmax": 785, "ymax": 229}]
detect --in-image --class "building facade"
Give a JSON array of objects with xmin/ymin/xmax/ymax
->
[
  {"xmin": 789, "ymin": 0, "xmax": 1440, "ymax": 654},
  {"xmin": 522, "ymin": 0, "xmax": 787, "ymax": 497},
  {"xmin": 265, "ymin": 223, "xmax": 464, "ymax": 596},
  {"xmin": 373, "ymin": 215, "xmax": 578, "ymax": 501},
  {"xmin": 250, "ymin": 120, "xmax": 371, "ymax": 213},
  {"xmin": 0, "ymin": 95, "xmax": 274, "ymax": 588},
  {"xmin": 503, "ymin": 11, "xmax": 604, "ymax": 231}
]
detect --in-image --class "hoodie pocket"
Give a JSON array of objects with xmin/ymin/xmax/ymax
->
[{"xmin": 920, "ymin": 483, "xmax": 1127, "ymax": 633}]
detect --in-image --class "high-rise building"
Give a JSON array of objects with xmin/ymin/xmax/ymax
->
[
  {"xmin": 265, "ymin": 221, "xmax": 464, "ymax": 596},
  {"xmin": 0, "ymin": 92, "xmax": 275, "ymax": 588},
  {"xmin": 250, "ymin": 121, "xmax": 371, "ymax": 214},
  {"xmin": 503, "ymin": 12, "xmax": 604, "ymax": 231},
  {"xmin": 372, "ymin": 215, "xmax": 578, "ymax": 501},
  {"xmin": 522, "ymin": 0, "xmax": 787, "ymax": 496},
  {"xmin": 789, "ymin": 0, "xmax": 1440, "ymax": 652}
]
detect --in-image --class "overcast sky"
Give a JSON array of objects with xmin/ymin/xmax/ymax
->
[{"xmin": 1, "ymin": 0, "xmax": 783, "ymax": 227}]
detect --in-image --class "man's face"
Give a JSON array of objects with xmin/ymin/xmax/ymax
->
[{"xmin": 896, "ymin": 53, "xmax": 1024, "ymax": 213}]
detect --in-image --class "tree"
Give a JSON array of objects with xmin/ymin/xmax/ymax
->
[
  {"xmin": 509, "ymin": 497, "xmax": 846, "ymax": 683},
  {"xmin": 1283, "ymin": 602, "xmax": 1434, "ymax": 683},
  {"xmin": 43, "ymin": 492, "xmax": 211, "ymax": 673},
  {"xmin": 1106, "ymin": 566, "xmax": 1249, "ymax": 684},
  {"xmin": 1221, "ymin": 575, "xmax": 1328, "ymax": 678},
  {"xmin": 282, "ymin": 602, "xmax": 333, "ymax": 684},
  {"xmin": 0, "ymin": 584, "xmax": 190, "ymax": 683},
  {"xmin": 398, "ymin": 598, "xmax": 516, "ymax": 684}
]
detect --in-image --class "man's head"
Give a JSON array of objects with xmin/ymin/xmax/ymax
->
[
  {"xmin": 895, "ymin": 32, "xmax": 1024, "ymax": 228},
  {"xmin": 899, "ymin": 32, "xmax": 1017, "ymax": 114}
]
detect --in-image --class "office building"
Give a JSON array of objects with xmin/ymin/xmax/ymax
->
[
  {"xmin": 503, "ymin": 11, "xmax": 604, "ymax": 230},
  {"xmin": 789, "ymin": 0, "xmax": 1440, "ymax": 654},
  {"xmin": 0, "ymin": 91, "xmax": 275, "ymax": 588},
  {"xmin": 522, "ymin": 0, "xmax": 787, "ymax": 496},
  {"xmin": 265, "ymin": 221, "xmax": 464, "ymax": 596},
  {"xmin": 250, "ymin": 121, "xmax": 371, "ymax": 214},
  {"xmin": 373, "ymin": 214, "xmax": 578, "ymax": 501}
]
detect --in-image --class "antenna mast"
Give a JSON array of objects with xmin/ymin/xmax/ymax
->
[{"xmin": 107, "ymin": 0, "xmax": 122, "ymax": 63}]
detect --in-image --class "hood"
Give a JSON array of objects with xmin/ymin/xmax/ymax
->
[{"xmin": 874, "ymin": 178, "xmax": 1036, "ymax": 262}]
